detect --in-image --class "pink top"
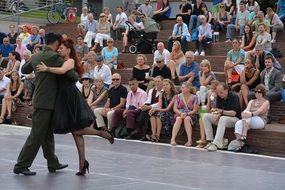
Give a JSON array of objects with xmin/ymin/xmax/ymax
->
[
  {"xmin": 126, "ymin": 88, "xmax": 147, "ymax": 109},
  {"xmin": 15, "ymin": 45, "xmax": 28, "ymax": 59}
]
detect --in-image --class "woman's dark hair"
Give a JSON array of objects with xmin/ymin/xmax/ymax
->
[
  {"xmin": 61, "ymin": 38, "xmax": 84, "ymax": 77},
  {"xmin": 162, "ymin": 0, "xmax": 169, "ymax": 9},
  {"xmin": 10, "ymin": 51, "xmax": 21, "ymax": 62},
  {"xmin": 247, "ymin": 0, "xmax": 255, "ymax": 6}
]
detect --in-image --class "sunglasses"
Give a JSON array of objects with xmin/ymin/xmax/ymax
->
[
  {"xmin": 112, "ymin": 78, "xmax": 120, "ymax": 81},
  {"xmin": 156, "ymin": 61, "xmax": 163, "ymax": 63},
  {"xmin": 107, "ymin": 41, "xmax": 113, "ymax": 43},
  {"xmin": 82, "ymin": 78, "xmax": 90, "ymax": 81},
  {"xmin": 255, "ymin": 90, "xmax": 262, "ymax": 93}
]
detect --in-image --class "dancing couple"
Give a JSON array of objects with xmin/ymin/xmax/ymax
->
[{"xmin": 13, "ymin": 33, "xmax": 114, "ymax": 176}]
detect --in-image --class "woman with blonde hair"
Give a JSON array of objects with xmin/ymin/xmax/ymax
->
[
  {"xmin": 171, "ymin": 82, "xmax": 199, "ymax": 146},
  {"xmin": 90, "ymin": 76, "xmax": 108, "ymax": 111},
  {"xmin": 168, "ymin": 41, "xmax": 186, "ymax": 80},
  {"xmin": 149, "ymin": 79, "xmax": 177, "ymax": 141},
  {"xmin": 103, "ymin": 7, "xmax": 113, "ymax": 25},
  {"xmin": 0, "ymin": 71, "xmax": 24, "ymax": 124}
]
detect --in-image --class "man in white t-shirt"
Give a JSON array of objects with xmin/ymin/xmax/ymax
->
[
  {"xmin": 112, "ymin": 6, "xmax": 128, "ymax": 40},
  {"xmin": 153, "ymin": 42, "xmax": 170, "ymax": 65},
  {"xmin": 255, "ymin": 23, "xmax": 272, "ymax": 52},
  {"xmin": 93, "ymin": 56, "xmax": 112, "ymax": 88},
  {"xmin": 0, "ymin": 67, "xmax": 10, "ymax": 102}
]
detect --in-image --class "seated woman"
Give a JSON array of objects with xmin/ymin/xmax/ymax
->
[
  {"xmin": 240, "ymin": 24, "xmax": 256, "ymax": 52},
  {"xmin": 170, "ymin": 82, "xmax": 199, "ymax": 147},
  {"xmin": 77, "ymin": 6, "xmax": 89, "ymax": 36},
  {"xmin": 265, "ymin": 8, "xmax": 284, "ymax": 43},
  {"xmin": 196, "ymin": 80, "xmax": 219, "ymax": 148},
  {"xmin": 80, "ymin": 74, "xmax": 94, "ymax": 106},
  {"xmin": 234, "ymin": 84, "xmax": 269, "ymax": 146},
  {"xmin": 232, "ymin": 58, "xmax": 260, "ymax": 108},
  {"xmin": 18, "ymin": 25, "xmax": 31, "ymax": 46},
  {"xmin": 201, "ymin": 4, "xmax": 213, "ymax": 25},
  {"xmin": 83, "ymin": 51, "xmax": 97, "ymax": 77},
  {"xmin": 0, "ymin": 71, "xmax": 24, "ymax": 124},
  {"xmin": 149, "ymin": 79, "xmax": 176, "ymax": 141},
  {"xmin": 132, "ymin": 54, "xmax": 150, "ymax": 91},
  {"xmin": 194, "ymin": 15, "xmax": 212, "ymax": 56},
  {"xmin": 168, "ymin": 41, "xmax": 185, "ymax": 80},
  {"xmin": 247, "ymin": 0, "xmax": 259, "ymax": 13},
  {"xmin": 15, "ymin": 37, "xmax": 28, "ymax": 59},
  {"xmin": 90, "ymin": 76, "xmax": 108, "ymax": 111},
  {"xmin": 4, "ymin": 51, "xmax": 21, "ymax": 78},
  {"xmin": 152, "ymin": 0, "xmax": 171, "ymax": 23},
  {"xmin": 91, "ymin": 13, "xmax": 111, "ymax": 51},
  {"xmin": 101, "ymin": 38, "xmax": 119, "ymax": 69},
  {"xmin": 213, "ymin": 3, "xmax": 231, "ymax": 32},
  {"xmin": 122, "ymin": 15, "xmax": 144, "ymax": 53},
  {"xmin": 196, "ymin": 59, "xmax": 216, "ymax": 106},
  {"xmin": 103, "ymin": 7, "xmax": 113, "ymax": 25}
]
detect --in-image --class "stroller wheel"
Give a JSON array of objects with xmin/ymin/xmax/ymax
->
[{"xmin": 129, "ymin": 45, "xmax": 137, "ymax": 54}]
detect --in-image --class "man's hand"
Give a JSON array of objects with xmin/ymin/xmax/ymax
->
[{"xmin": 140, "ymin": 105, "xmax": 151, "ymax": 111}]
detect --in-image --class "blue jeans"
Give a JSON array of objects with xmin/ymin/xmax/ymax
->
[
  {"xmin": 189, "ymin": 15, "xmax": 201, "ymax": 30},
  {"xmin": 226, "ymin": 24, "xmax": 245, "ymax": 40}
]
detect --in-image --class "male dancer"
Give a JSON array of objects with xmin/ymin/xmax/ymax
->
[{"xmin": 13, "ymin": 33, "xmax": 78, "ymax": 175}]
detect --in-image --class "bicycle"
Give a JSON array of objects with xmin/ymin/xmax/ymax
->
[{"xmin": 47, "ymin": 0, "xmax": 77, "ymax": 24}]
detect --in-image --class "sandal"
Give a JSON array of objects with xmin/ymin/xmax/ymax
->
[{"xmin": 0, "ymin": 117, "xmax": 4, "ymax": 124}]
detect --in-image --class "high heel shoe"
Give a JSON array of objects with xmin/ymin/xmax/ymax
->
[
  {"xmin": 102, "ymin": 129, "xmax": 114, "ymax": 144},
  {"xmin": 76, "ymin": 160, "xmax": 89, "ymax": 176}
]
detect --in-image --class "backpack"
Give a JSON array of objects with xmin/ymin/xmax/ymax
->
[{"xmin": 191, "ymin": 28, "xmax": 199, "ymax": 41}]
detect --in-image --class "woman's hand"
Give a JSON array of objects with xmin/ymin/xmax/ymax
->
[
  {"xmin": 36, "ymin": 62, "xmax": 48, "ymax": 72},
  {"xmin": 242, "ymin": 111, "xmax": 251, "ymax": 119}
]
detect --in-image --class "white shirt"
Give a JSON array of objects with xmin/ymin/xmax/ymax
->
[
  {"xmin": 115, "ymin": 12, "xmax": 128, "ymax": 27},
  {"xmin": 0, "ymin": 76, "xmax": 10, "ymax": 96},
  {"xmin": 153, "ymin": 49, "xmax": 171, "ymax": 65},
  {"xmin": 93, "ymin": 64, "xmax": 112, "ymax": 85},
  {"xmin": 144, "ymin": 88, "xmax": 163, "ymax": 108},
  {"xmin": 80, "ymin": 14, "xmax": 88, "ymax": 25}
]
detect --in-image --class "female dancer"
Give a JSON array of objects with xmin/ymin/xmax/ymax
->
[{"xmin": 37, "ymin": 39, "xmax": 114, "ymax": 176}]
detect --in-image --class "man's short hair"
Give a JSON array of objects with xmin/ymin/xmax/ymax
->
[
  {"xmin": 265, "ymin": 54, "xmax": 273, "ymax": 61},
  {"xmin": 46, "ymin": 33, "xmax": 62, "ymax": 45}
]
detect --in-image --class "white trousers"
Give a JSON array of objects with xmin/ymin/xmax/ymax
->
[
  {"xmin": 94, "ymin": 33, "xmax": 110, "ymax": 47},
  {"xmin": 84, "ymin": 31, "xmax": 96, "ymax": 48},
  {"xmin": 234, "ymin": 116, "xmax": 265, "ymax": 135}
]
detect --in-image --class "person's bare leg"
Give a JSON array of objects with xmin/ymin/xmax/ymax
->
[
  {"xmin": 240, "ymin": 84, "xmax": 249, "ymax": 106},
  {"xmin": 170, "ymin": 117, "xmax": 183, "ymax": 145},
  {"xmin": 156, "ymin": 117, "xmax": 162, "ymax": 140},
  {"xmin": 272, "ymin": 31, "xmax": 277, "ymax": 41},
  {"xmin": 0, "ymin": 99, "xmax": 7, "ymax": 121},
  {"xmin": 198, "ymin": 118, "xmax": 206, "ymax": 141},
  {"xmin": 150, "ymin": 116, "xmax": 157, "ymax": 139},
  {"xmin": 184, "ymin": 116, "xmax": 193, "ymax": 146},
  {"xmin": 168, "ymin": 60, "xmax": 176, "ymax": 79},
  {"xmin": 7, "ymin": 100, "xmax": 12, "ymax": 117},
  {"xmin": 241, "ymin": 120, "xmax": 249, "ymax": 139}
]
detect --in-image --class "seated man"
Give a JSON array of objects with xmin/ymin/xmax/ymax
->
[
  {"xmin": 153, "ymin": 42, "xmax": 170, "ymax": 65},
  {"xmin": 178, "ymin": 51, "xmax": 200, "ymax": 89},
  {"xmin": 252, "ymin": 11, "xmax": 270, "ymax": 36},
  {"xmin": 255, "ymin": 23, "xmax": 272, "ymax": 52},
  {"xmin": 0, "ymin": 50, "xmax": 8, "ymax": 68},
  {"xmin": 260, "ymin": 55, "xmax": 282, "ymax": 101},
  {"xmin": 226, "ymin": 1, "xmax": 249, "ymax": 42},
  {"xmin": 202, "ymin": 82, "xmax": 241, "ymax": 151},
  {"xmin": 94, "ymin": 73, "xmax": 128, "ymax": 130},
  {"xmin": 137, "ymin": 0, "xmax": 153, "ymax": 18},
  {"xmin": 224, "ymin": 39, "xmax": 245, "ymax": 84},
  {"xmin": 93, "ymin": 56, "xmax": 112, "ymax": 88},
  {"xmin": 167, "ymin": 16, "xmax": 191, "ymax": 53},
  {"xmin": 0, "ymin": 68, "xmax": 10, "ymax": 102},
  {"xmin": 84, "ymin": 13, "xmax": 98, "ymax": 48},
  {"xmin": 112, "ymin": 78, "xmax": 147, "ymax": 139},
  {"xmin": 0, "ymin": 37, "xmax": 14, "ymax": 58}
]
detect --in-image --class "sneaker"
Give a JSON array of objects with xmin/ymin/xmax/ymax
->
[
  {"xmin": 26, "ymin": 113, "xmax": 33, "ymax": 121},
  {"xmin": 196, "ymin": 143, "xmax": 206, "ymax": 148},
  {"xmin": 200, "ymin": 51, "xmax": 205, "ymax": 56},
  {"xmin": 207, "ymin": 143, "xmax": 218, "ymax": 151},
  {"xmin": 221, "ymin": 138, "xmax": 229, "ymax": 149},
  {"xmin": 204, "ymin": 142, "xmax": 212, "ymax": 149},
  {"xmin": 194, "ymin": 51, "xmax": 199, "ymax": 56},
  {"xmin": 225, "ymin": 39, "xmax": 231, "ymax": 43}
]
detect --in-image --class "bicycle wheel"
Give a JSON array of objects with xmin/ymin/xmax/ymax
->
[{"xmin": 47, "ymin": 10, "xmax": 61, "ymax": 24}]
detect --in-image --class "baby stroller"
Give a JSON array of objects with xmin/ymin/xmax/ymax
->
[{"xmin": 125, "ymin": 21, "xmax": 158, "ymax": 54}]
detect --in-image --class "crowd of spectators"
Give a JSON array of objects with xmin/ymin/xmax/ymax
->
[{"xmin": 0, "ymin": 0, "xmax": 284, "ymax": 152}]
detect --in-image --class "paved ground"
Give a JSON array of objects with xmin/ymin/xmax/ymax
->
[{"xmin": 0, "ymin": 125, "xmax": 285, "ymax": 190}]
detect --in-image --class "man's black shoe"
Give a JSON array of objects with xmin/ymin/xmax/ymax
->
[
  {"xmin": 14, "ymin": 168, "xmax": 36, "ymax": 176},
  {"xmin": 48, "ymin": 163, "xmax": 68, "ymax": 173},
  {"xmin": 125, "ymin": 130, "xmax": 139, "ymax": 140}
]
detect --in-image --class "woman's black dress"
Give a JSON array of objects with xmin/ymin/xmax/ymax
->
[{"xmin": 52, "ymin": 75, "xmax": 95, "ymax": 134}]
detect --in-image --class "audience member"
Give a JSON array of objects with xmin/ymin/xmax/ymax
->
[
  {"xmin": 248, "ymin": 5, "xmax": 260, "ymax": 25},
  {"xmin": 260, "ymin": 55, "xmax": 282, "ymax": 101},
  {"xmin": 151, "ymin": 56, "xmax": 171, "ymax": 79},
  {"xmin": 75, "ymin": 35, "xmax": 89, "ymax": 61},
  {"xmin": 0, "ymin": 50, "xmax": 8, "ymax": 68},
  {"xmin": 149, "ymin": 79, "xmax": 176, "ymax": 141},
  {"xmin": 201, "ymin": 4, "xmax": 213, "ymax": 24},
  {"xmin": 77, "ymin": 6, "xmax": 89, "ymax": 36},
  {"xmin": 152, "ymin": 0, "xmax": 172, "ymax": 23},
  {"xmin": 246, "ymin": 0, "xmax": 259, "ymax": 12},
  {"xmin": 240, "ymin": 24, "xmax": 256, "ymax": 51},
  {"xmin": 177, "ymin": 0, "xmax": 192, "ymax": 24},
  {"xmin": 189, "ymin": 0, "xmax": 207, "ymax": 30},
  {"xmin": 101, "ymin": 38, "xmax": 118, "ymax": 69},
  {"xmin": 252, "ymin": 11, "xmax": 270, "ymax": 36},
  {"xmin": 168, "ymin": 41, "xmax": 186, "ymax": 80},
  {"xmin": 213, "ymin": 3, "xmax": 231, "ymax": 32},
  {"xmin": 18, "ymin": 25, "xmax": 31, "ymax": 46},
  {"xmin": 83, "ymin": 51, "xmax": 97, "ymax": 76},
  {"xmin": 37, "ymin": 29, "xmax": 46, "ymax": 50},
  {"xmin": 226, "ymin": 1, "xmax": 249, "ymax": 42},
  {"xmin": 196, "ymin": 59, "xmax": 216, "ymax": 106},
  {"xmin": 94, "ymin": 73, "xmax": 128, "ymax": 130},
  {"xmin": 122, "ymin": 0, "xmax": 136, "ymax": 14},
  {"xmin": 15, "ymin": 37, "xmax": 28, "ymax": 59},
  {"xmin": 224, "ymin": 39, "xmax": 245, "ymax": 84},
  {"xmin": 132, "ymin": 54, "xmax": 151, "ymax": 91},
  {"xmin": 91, "ymin": 13, "xmax": 111, "ymax": 51},
  {"xmin": 26, "ymin": 26, "xmax": 40, "ymax": 52},
  {"xmin": 0, "ymin": 70, "xmax": 24, "ymax": 124},
  {"xmin": 90, "ymin": 76, "xmax": 108, "ymax": 110},
  {"xmin": 93, "ymin": 55, "xmax": 112, "ymax": 88},
  {"xmin": 137, "ymin": 0, "xmax": 153, "ymax": 18},
  {"xmin": 225, "ymin": 0, "xmax": 235, "ymax": 19},
  {"xmin": 4, "ymin": 51, "xmax": 21, "ymax": 77},
  {"xmin": 0, "ymin": 68, "xmax": 10, "ymax": 102},
  {"xmin": 255, "ymin": 23, "xmax": 272, "ymax": 52},
  {"xmin": 252, "ymin": 44, "xmax": 281, "ymax": 72},
  {"xmin": 194, "ymin": 15, "xmax": 212, "ymax": 56},
  {"xmin": 265, "ymin": 8, "xmax": 284, "ymax": 43},
  {"xmin": 7, "ymin": 24, "xmax": 19, "ymax": 46},
  {"xmin": 277, "ymin": 0, "xmax": 285, "ymax": 23},
  {"xmin": 140, "ymin": 13, "xmax": 160, "ymax": 33},
  {"xmin": 113, "ymin": 78, "xmax": 147, "ymax": 139},
  {"xmin": 167, "ymin": 16, "xmax": 191, "ymax": 53},
  {"xmin": 80, "ymin": 73, "xmax": 93, "ymax": 105},
  {"xmin": 171, "ymin": 82, "xmax": 199, "ymax": 147},
  {"xmin": 0, "ymin": 32, "xmax": 7, "ymax": 46},
  {"xmin": 84, "ymin": 13, "xmax": 99, "ymax": 48},
  {"xmin": 234, "ymin": 84, "xmax": 269, "ymax": 149},
  {"xmin": 153, "ymin": 42, "xmax": 170, "ymax": 65},
  {"xmin": 179, "ymin": 51, "xmax": 200, "ymax": 89},
  {"xmin": 0, "ymin": 37, "xmax": 14, "ymax": 58},
  {"xmin": 202, "ymin": 82, "xmax": 241, "ymax": 151},
  {"xmin": 112, "ymin": 6, "xmax": 128, "ymax": 40}
]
